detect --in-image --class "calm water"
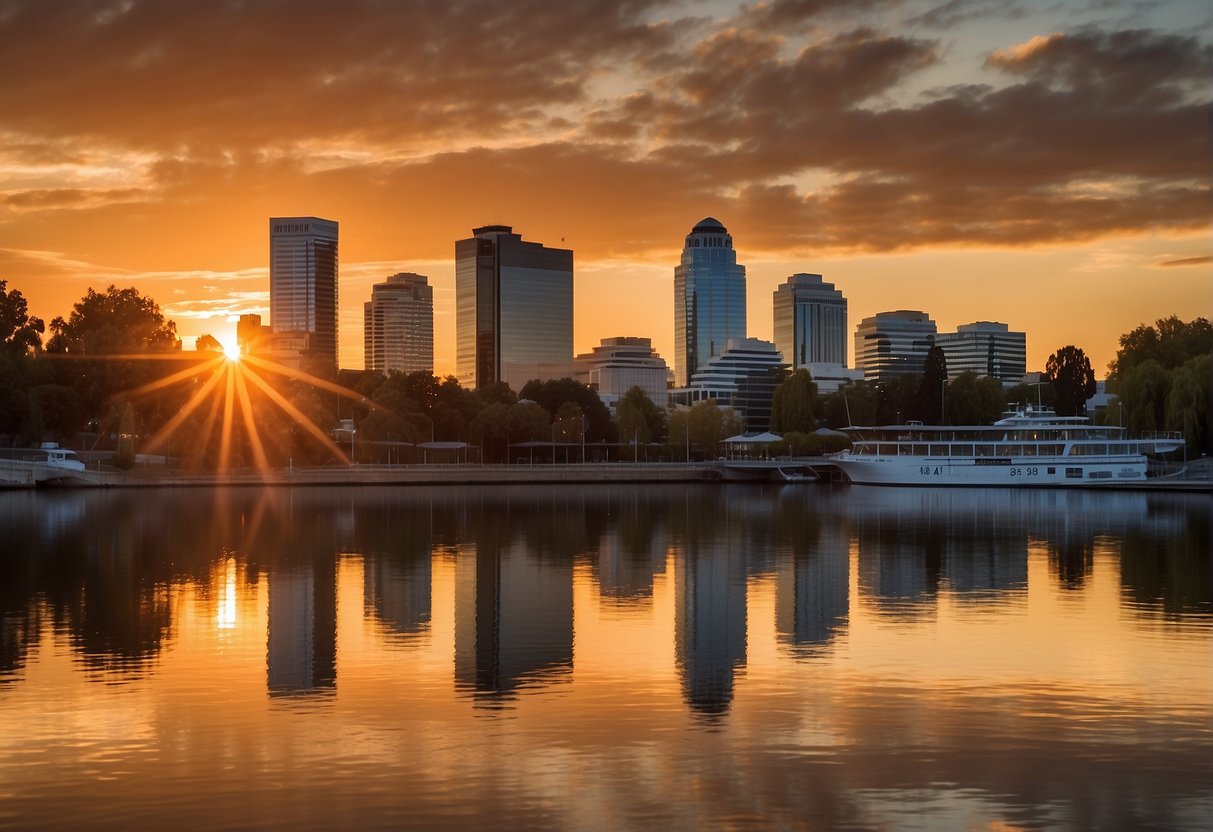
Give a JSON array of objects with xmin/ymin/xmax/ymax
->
[{"xmin": 0, "ymin": 484, "xmax": 1210, "ymax": 831}]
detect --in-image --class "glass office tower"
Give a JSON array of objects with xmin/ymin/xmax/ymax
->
[
  {"xmin": 936, "ymin": 321, "xmax": 1026, "ymax": 382},
  {"xmin": 853, "ymin": 310, "xmax": 937, "ymax": 381},
  {"xmin": 269, "ymin": 216, "xmax": 339, "ymax": 367},
  {"xmin": 674, "ymin": 218, "xmax": 747, "ymax": 387},
  {"xmin": 455, "ymin": 225, "xmax": 573, "ymax": 391},
  {"xmin": 773, "ymin": 273, "xmax": 848, "ymax": 368}
]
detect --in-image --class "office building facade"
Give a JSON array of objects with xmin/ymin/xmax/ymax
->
[
  {"xmin": 671, "ymin": 338, "xmax": 787, "ymax": 432},
  {"xmin": 773, "ymin": 273, "xmax": 848, "ymax": 369},
  {"xmin": 674, "ymin": 217, "xmax": 747, "ymax": 387},
  {"xmin": 935, "ymin": 321, "xmax": 1026, "ymax": 383},
  {"xmin": 269, "ymin": 216, "xmax": 339, "ymax": 367},
  {"xmin": 575, "ymin": 336, "xmax": 670, "ymax": 412},
  {"xmin": 854, "ymin": 310, "xmax": 937, "ymax": 382},
  {"xmin": 364, "ymin": 272, "xmax": 434, "ymax": 374},
  {"xmin": 456, "ymin": 225, "xmax": 573, "ymax": 391}
]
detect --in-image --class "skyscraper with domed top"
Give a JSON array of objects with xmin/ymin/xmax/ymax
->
[{"xmin": 673, "ymin": 218, "xmax": 747, "ymax": 387}]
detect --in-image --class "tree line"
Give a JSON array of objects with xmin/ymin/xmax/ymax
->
[{"xmin": 3, "ymin": 280, "xmax": 1208, "ymax": 464}]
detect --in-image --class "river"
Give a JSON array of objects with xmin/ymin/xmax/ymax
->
[{"xmin": 0, "ymin": 484, "xmax": 1209, "ymax": 830}]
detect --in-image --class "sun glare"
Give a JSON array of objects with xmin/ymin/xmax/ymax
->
[{"xmin": 220, "ymin": 335, "xmax": 241, "ymax": 361}]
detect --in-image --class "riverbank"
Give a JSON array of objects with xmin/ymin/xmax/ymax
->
[{"xmin": 21, "ymin": 455, "xmax": 1212, "ymax": 491}]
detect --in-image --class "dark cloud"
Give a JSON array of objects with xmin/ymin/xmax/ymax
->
[
  {"xmin": 908, "ymin": 0, "xmax": 1025, "ymax": 29},
  {"xmin": 742, "ymin": 0, "xmax": 899, "ymax": 31},
  {"xmin": 1156, "ymin": 255, "xmax": 1212, "ymax": 268},
  {"xmin": 0, "ymin": 2, "xmax": 1208, "ymax": 260},
  {"xmin": 0, "ymin": 0, "xmax": 679, "ymax": 148},
  {"xmin": 986, "ymin": 28, "xmax": 1213, "ymax": 105}
]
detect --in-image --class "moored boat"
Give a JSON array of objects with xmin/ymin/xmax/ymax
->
[{"xmin": 831, "ymin": 406, "xmax": 1184, "ymax": 486}]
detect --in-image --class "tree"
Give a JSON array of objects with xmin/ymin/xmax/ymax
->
[
  {"xmin": 1046, "ymin": 345, "xmax": 1096, "ymax": 417},
  {"xmin": 913, "ymin": 346, "xmax": 948, "ymax": 424},
  {"xmin": 684, "ymin": 400, "xmax": 741, "ymax": 459},
  {"xmin": 1165, "ymin": 354, "xmax": 1211, "ymax": 453},
  {"xmin": 945, "ymin": 372, "xmax": 1004, "ymax": 425},
  {"xmin": 519, "ymin": 377, "xmax": 615, "ymax": 442},
  {"xmin": 195, "ymin": 334, "xmax": 223, "ymax": 352},
  {"xmin": 820, "ymin": 380, "xmax": 878, "ymax": 428},
  {"xmin": 616, "ymin": 387, "xmax": 667, "ymax": 456},
  {"xmin": 770, "ymin": 369, "xmax": 817, "ymax": 433},
  {"xmin": 875, "ymin": 375, "xmax": 919, "ymax": 425},
  {"xmin": 0, "ymin": 279, "xmax": 44, "ymax": 355},
  {"xmin": 45, "ymin": 285, "xmax": 181, "ymax": 432},
  {"xmin": 1109, "ymin": 316, "xmax": 1213, "ymax": 379}
]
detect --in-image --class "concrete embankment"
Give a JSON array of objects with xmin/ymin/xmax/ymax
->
[{"xmin": 60, "ymin": 462, "xmax": 726, "ymax": 488}]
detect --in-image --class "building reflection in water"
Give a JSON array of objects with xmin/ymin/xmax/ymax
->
[
  {"xmin": 453, "ymin": 519, "xmax": 574, "ymax": 706},
  {"xmin": 267, "ymin": 554, "xmax": 337, "ymax": 697},
  {"xmin": 775, "ymin": 521, "xmax": 849, "ymax": 657},
  {"xmin": 673, "ymin": 491, "xmax": 747, "ymax": 718}
]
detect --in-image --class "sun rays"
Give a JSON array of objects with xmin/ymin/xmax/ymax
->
[{"xmin": 105, "ymin": 350, "xmax": 373, "ymax": 471}]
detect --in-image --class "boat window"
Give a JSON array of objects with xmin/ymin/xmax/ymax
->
[
  {"xmin": 1021, "ymin": 445, "xmax": 1037, "ymax": 457},
  {"xmin": 929, "ymin": 444, "xmax": 948, "ymax": 456},
  {"xmin": 952, "ymin": 444, "xmax": 973, "ymax": 456},
  {"xmin": 1066, "ymin": 467, "xmax": 1083, "ymax": 478},
  {"xmin": 913, "ymin": 444, "xmax": 929, "ymax": 455},
  {"xmin": 1039, "ymin": 444, "xmax": 1063, "ymax": 456},
  {"xmin": 974, "ymin": 444, "xmax": 995, "ymax": 457},
  {"xmin": 879, "ymin": 444, "xmax": 897, "ymax": 456}
]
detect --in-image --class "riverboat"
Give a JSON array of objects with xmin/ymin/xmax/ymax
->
[
  {"xmin": 0, "ymin": 443, "xmax": 86, "ymax": 471},
  {"xmin": 831, "ymin": 407, "xmax": 1184, "ymax": 486}
]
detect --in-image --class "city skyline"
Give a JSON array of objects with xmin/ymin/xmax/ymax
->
[{"xmin": 0, "ymin": 1, "xmax": 1208, "ymax": 376}]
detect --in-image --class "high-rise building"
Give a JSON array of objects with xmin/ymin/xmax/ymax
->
[
  {"xmin": 575, "ymin": 336, "xmax": 670, "ymax": 412},
  {"xmin": 674, "ymin": 217, "xmax": 747, "ymax": 387},
  {"xmin": 671, "ymin": 338, "xmax": 787, "ymax": 432},
  {"xmin": 854, "ymin": 310, "xmax": 937, "ymax": 382},
  {"xmin": 269, "ymin": 216, "xmax": 339, "ymax": 367},
  {"xmin": 455, "ymin": 225, "xmax": 573, "ymax": 391},
  {"xmin": 363, "ymin": 272, "xmax": 434, "ymax": 374},
  {"xmin": 773, "ymin": 273, "xmax": 848, "ymax": 368},
  {"xmin": 935, "ymin": 321, "xmax": 1026, "ymax": 383}
]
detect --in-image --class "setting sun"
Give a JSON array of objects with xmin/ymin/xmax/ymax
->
[{"xmin": 220, "ymin": 335, "xmax": 241, "ymax": 362}]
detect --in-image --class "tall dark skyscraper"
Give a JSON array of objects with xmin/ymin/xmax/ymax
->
[
  {"xmin": 674, "ymin": 218, "xmax": 747, "ymax": 387},
  {"xmin": 455, "ymin": 225, "xmax": 573, "ymax": 391},
  {"xmin": 269, "ymin": 216, "xmax": 339, "ymax": 367}
]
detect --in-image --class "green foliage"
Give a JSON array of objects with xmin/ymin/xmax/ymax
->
[
  {"xmin": 670, "ymin": 400, "xmax": 741, "ymax": 459},
  {"xmin": 1005, "ymin": 380, "xmax": 1055, "ymax": 411},
  {"xmin": 195, "ymin": 334, "xmax": 222, "ymax": 352},
  {"xmin": 0, "ymin": 279, "xmax": 45, "ymax": 356},
  {"xmin": 771, "ymin": 369, "xmax": 817, "ymax": 433},
  {"xmin": 1109, "ymin": 316, "xmax": 1213, "ymax": 379},
  {"xmin": 1116, "ymin": 359, "xmax": 1171, "ymax": 434},
  {"xmin": 1046, "ymin": 345, "xmax": 1096, "ymax": 417},
  {"xmin": 875, "ymin": 375, "xmax": 920, "ymax": 425},
  {"xmin": 945, "ymin": 372, "xmax": 1005, "ymax": 425},
  {"xmin": 519, "ymin": 377, "xmax": 615, "ymax": 442},
  {"xmin": 819, "ymin": 380, "xmax": 878, "ymax": 428},
  {"xmin": 1165, "ymin": 354, "xmax": 1211, "ymax": 453},
  {"xmin": 914, "ymin": 346, "xmax": 948, "ymax": 424},
  {"xmin": 771, "ymin": 430, "xmax": 851, "ymax": 456},
  {"xmin": 615, "ymin": 387, "xmax": 667, "ymax": 450}
]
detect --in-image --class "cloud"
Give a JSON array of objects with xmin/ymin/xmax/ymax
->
[
  {"xmin": 1155, "ymin": 255, "xmax": 1212, "ymax": 268},
  {"xmin": 0, "ymin": 4, "xmax": 1207, "ymax": 268}
]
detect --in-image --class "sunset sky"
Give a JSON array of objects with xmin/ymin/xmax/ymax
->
[{"xmin": 1, "ymin": 0, "xmax": 1209, "ymax": 376}]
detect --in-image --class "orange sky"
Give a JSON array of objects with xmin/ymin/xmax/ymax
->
[{"xmin": 1, "ymin": 0, "xmax": 1209, "ymax": 376}]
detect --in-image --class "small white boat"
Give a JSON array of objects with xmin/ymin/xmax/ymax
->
[{"xmin": 831, "ymin": 406, "xmax": 1184, "ymax": 487}]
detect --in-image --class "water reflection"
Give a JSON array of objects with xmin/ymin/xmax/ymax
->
[{"xmin": 0, "ymin": 484, "xmax": 1209, "ymax": 829}]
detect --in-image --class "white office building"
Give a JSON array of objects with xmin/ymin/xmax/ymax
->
[
  {"xmin": 575, "ymin": 337, "xmax": 670, "ymax": 412},
  {"xmin": 364, "ymin": 273, "xmax": 434, "ymax": 374}
]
